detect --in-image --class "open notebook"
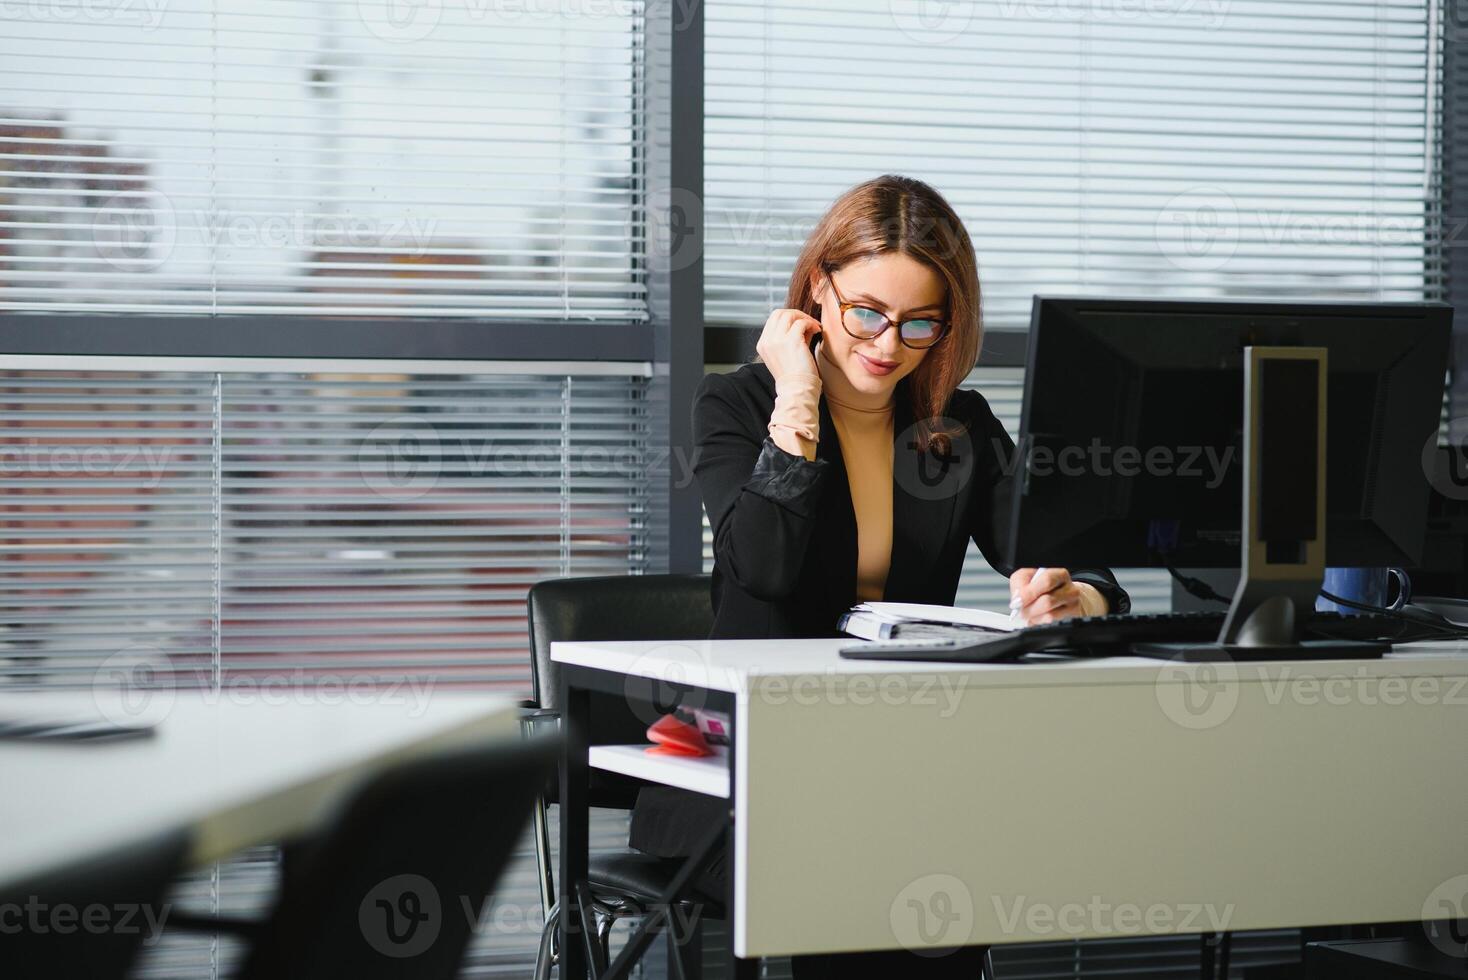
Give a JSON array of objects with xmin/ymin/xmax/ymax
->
[{"xmin": 837, "ymin": 601, "xmax": 1016, "ymax": 641}]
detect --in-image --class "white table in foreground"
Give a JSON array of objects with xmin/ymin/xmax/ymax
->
[
  {"xmin": 0, "ymin": 689, "xmax": 518, "ymax": 890},
  {"xmin": 553, "ymin": 637, "xmax": 1468, "ymax": 959}
]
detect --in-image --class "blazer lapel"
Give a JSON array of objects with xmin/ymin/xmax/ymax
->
[
  {"xmin": 814, "ymin": 393, "xmax": 858, "ymax": 609},
  {"xmin": 885, "ymin": 387, "xmax": 961, "ymax": 601}
]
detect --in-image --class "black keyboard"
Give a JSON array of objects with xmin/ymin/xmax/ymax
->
[{"xmin": 839, "ymin": 610, "xmax": 1405, "ymax": 664}]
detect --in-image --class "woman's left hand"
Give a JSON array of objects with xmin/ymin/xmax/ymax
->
[{"xmin": 1008, "ymin": 567, "xmax": 1108, "ymax": 625}]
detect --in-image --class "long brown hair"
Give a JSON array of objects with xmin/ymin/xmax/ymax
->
[{"xmin": 785, "ymin": 175, "xmax": 981, "ymax": 456}]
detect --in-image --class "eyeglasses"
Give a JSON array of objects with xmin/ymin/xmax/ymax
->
[{"xmin": 826, "ymin": 275, "xmax": 948, "ymax": 350}]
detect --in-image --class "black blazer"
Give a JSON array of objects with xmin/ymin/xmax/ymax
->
[{"xmin": 693, "ymin": 362, "xmax": 1130, "ymax": 639}]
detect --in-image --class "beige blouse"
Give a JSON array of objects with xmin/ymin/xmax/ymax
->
[{"xmin": 817, "ymin": 353, "xmax": 894, "ymax": 602}]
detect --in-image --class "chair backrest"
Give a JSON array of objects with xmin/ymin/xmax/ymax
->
[
  {"xmin": 526, "ymin": 573, "xmax": 713, "ymax": 712},
  {"xmin": 239, "ymin": 736, "xmax": 553, "ymax": 980},
  {"xmin": 3, "ymin": 827, "xmax": 190, "ymax": 980}
]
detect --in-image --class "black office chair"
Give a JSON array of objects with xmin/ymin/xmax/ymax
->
[
  {"xmin": 525, "ymin": 573, "xmax": 720, "ymax": 980},
  {"xmin": 232, "ymin": 736, "xmax": 554, "ymax": 980},
  {"xmin": 3, "ymin": 827, "xmax": 190, "ymax": 980}
]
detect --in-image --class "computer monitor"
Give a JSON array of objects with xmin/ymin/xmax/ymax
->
[
  {"xmin": 1010, "ymin": 297, "xmax": 1452, "ymax": 570},
  {"xmin": 1008, "ymin": 297, "xmax": 1452, "ymax": 660}
]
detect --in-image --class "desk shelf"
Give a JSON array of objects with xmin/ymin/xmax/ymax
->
[{"xmin": 588, "ymin": 744, "xmax": 729, "ymax": 798}]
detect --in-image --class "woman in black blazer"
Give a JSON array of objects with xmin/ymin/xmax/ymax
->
[
  {"xmin": 698, "ymin": 174, "xmax": 1128, "ymax": 641},
  {"xmin": 695, "ymin": 352, "xmax": 1130, "ymax": 639},
  {"xmin": 637, "ymin": 175, "xmax": 1129, "ymax": 979}
]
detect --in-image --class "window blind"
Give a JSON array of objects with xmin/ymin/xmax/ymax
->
[
  {"xmin": 706, "ymin": 0, "xmax": 1440, "ymax": 329},
  {"xmin": 0, "ymin": 0, "xmax": 645, "ymax": 317},
  {"xmin": 1, "ymin": 366, "xmax": 652, "ymax": 686}
]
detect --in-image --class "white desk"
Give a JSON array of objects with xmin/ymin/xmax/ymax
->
[
  {"xmin": 553, "ymin": 638, "xmax": 1468, "ymax": 971},
  {"xmin": 0, "ymin": 690, "xmax": 518, "ymax": 889}
]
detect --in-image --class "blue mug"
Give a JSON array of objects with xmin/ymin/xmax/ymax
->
[{"xmin": 1316, "ymin": 567, "xmax": 1410, "ymax": 614}]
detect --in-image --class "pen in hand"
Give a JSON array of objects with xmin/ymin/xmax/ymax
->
[{"xmin": 1009, "ymin": 567, "xmax": 1048, "ymax": 626}]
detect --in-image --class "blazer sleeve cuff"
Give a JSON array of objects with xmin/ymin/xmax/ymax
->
[
  {"xmin": 1071, "ymin": 571, "xmax": 1131, "ymax": 616},
  {"xmin": 744, "ymin": 436, "xmax": 830, "ymax": 517}
]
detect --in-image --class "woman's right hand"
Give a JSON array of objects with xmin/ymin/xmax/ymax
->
[{"xmin": 755, "ymin": 308, "xmax": 823, "ymax": 382}]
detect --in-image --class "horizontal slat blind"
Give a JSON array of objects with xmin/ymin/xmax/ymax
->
[
  {"xmin": 706, "ymin": 0, "xmax": 1439, "ymax": 329},
  {"xmin": 1, "ymin": 367, "xmax": 650, "ymax": 687},
  {"xmin": 0, "ymin": 0, "xmax": 645, "ymax": 317}
]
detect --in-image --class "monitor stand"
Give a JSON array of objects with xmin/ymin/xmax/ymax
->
[{"xmin": 1135, "ymin": 346, "xmax": 1388, "ymax": 663}]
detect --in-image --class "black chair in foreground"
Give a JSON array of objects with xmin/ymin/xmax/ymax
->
[
  {"xmin": 2, "ymin": 827, "xmax": 190, "ymax": 980},
  {"xmin": 235, "ymin": 735, "xmax": 554, "ymax": 980},
  {"xmin": 525, "ymin": 573, "xmax": 720, "ymax": 980}
]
